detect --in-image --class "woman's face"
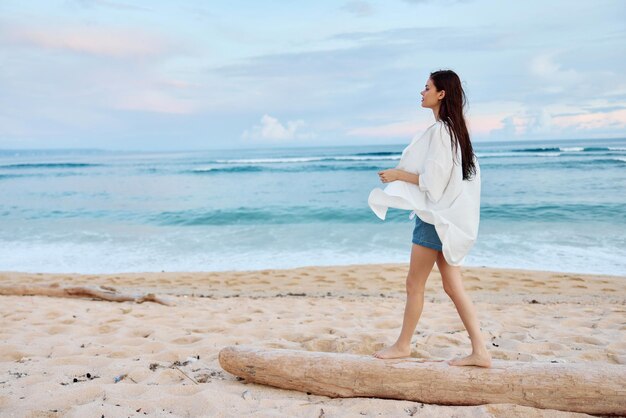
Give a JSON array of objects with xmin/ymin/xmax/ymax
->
[{"xmin": 420, "ymin": 78, "xmax": 444, "ymax": 109}]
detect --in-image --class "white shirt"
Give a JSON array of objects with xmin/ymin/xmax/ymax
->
[{"xmin": 368, "ymin": 120, "xmax": 481, "ymax": 266}]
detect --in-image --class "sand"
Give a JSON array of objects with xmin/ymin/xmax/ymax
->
[{"xmin": 0, "ymin": 264, "xmax": 624, "ymax": 417}]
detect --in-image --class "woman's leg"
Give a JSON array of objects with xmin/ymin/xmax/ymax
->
[
  {"xmin": 372, "ymin": 244, "xmax": 438, "ymax": 359},
  {"xmin": 436, "ymin": 252, "xmax": 492, "ymax": 367}
]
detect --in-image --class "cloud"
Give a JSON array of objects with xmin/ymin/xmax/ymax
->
[
  {"xmin": 4, "ymin": 24, "xmax": 170, "ymax": 58},
  {"xmin": 346, "ymin": 113, "xmax": 511, "ymax": 140},
  {"xmin": 341, "ymin": 1, "xmax": 374, "ymax": 17},
  {"xmin": 402, "ymin": 0, "xmax": 474, "ymax": 4},
  {"xmin": 482, "ymin": 102, "xmax": 626, "ymax": 141},
  {"xmin": 552, "ymin": 108, "xmax": 626, "ymax": 131},
  {"xmin": 242, "ymin": 115, "xmax": 314, "ymax": 141},
  {"xmin": 328, "ymin": 26, "xmax": 506, "ymax": 50},
  {"xmin": 346, "ymin": 120, "xmax": 421, "ymax": 138},
  {"xmin": 213, "ymin": 25, "xmax": 512, "ymax": 80},
  {"xmin": 529, "ymin": 51, "xmax": 583, "ymax": 92},
  {"xmin": 71, "ymin": 0, "xmax": 151, "ymax": 12},
  {"xmin": 114, "ymin": 91, "xmax": 196, "ymax": 114},
  {"xmin": 465, "ymin": 114, "xmax": 507, "ymax": 136}
]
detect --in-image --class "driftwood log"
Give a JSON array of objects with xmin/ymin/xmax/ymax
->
[
  {"xmin": 219, "ymin": 345, "xmax": 626, "ymax": 415},
  {"xmin": 0, "ymin": 285, "xmax": 173, "ymax": 306}
]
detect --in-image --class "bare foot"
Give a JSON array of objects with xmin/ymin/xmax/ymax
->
[
  {"xmin": 447, "ymin": 351, "xmax": 492, "ymax": 368},
  {"xmin": 372, "ymin": 343, "xmax": 411, "ymax": 359}
]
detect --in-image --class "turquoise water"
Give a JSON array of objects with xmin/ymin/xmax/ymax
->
[{"xmin": 1, "ymin": 138, "xmax": 625, "ymax": 275}]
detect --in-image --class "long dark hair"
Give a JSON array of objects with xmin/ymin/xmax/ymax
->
[{"xmin": 430, "ymin": 70, "xmax": 477, "ymax": 181}]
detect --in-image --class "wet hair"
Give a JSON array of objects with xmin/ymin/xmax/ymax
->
[{"xmin": 429, "ymin": 69, "xmax": 477, "ymax": 181}]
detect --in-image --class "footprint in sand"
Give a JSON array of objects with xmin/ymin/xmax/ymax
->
[
  {"xmin": 570, "ymin": 335, "xmax": 605, "ymax": 346},
  {"xmin": 46, "ymin": 325, "xmax": 75, "ymax": 335},
  {"xmin": 303, "ymin": 338, "xmax": 353, "ymax": 353},
  {"xmin": 227, "ymin": 317, "xmax": 252, "ymax": 325},
  {"xmin": 426, "ymin": 333, "xmax": 466, "ymax": 347},
  {"xmin": 170, "ymin": 335, "xmax": 203, "ymax": 345},
  {"xmin": 373, "ymin": 319, "xmax": 401, "ymax": 329},
  {"xmin": 45, "ymin": 310, "xmax": 63, "ymax": 319},
  {"xmin": 0, "ymin": 346, "xmax": 27, "ymax": 361},
  {"xmin": 608, "ymin": 353, "xmax": 626, "ymax": 364},
  {"xmin": 607, "ymin": 341, "xmax": 626, "ymax": 351},
  {"xmin": 128, "ymin": 328, "xmax": 154, "ymax": 338},
  {"xmin": 97, "ymin": 324, "xmax": 117, "ymax": 334}
]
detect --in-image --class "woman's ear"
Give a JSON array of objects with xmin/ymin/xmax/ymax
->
[{"xmin": 439, "ymin": 90, "xmax": 446, "ymax": 101}]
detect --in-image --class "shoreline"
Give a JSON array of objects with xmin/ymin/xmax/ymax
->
[
  {"xmin": 1, "ymin": 264, "xmax": 625, "ymax": 417},
  {"xmin": 1, "ymin": 262, "xmax": 624, "ymax": 282}
]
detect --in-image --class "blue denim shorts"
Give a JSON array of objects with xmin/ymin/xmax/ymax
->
[{"xmin": 412, "ymin": 216, "xmax": 443, "ymax": 251}]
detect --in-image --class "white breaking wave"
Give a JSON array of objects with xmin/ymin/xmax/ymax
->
[
  {"xmin": 477, "ymin": 152, "xmax": 561, "ymax": 158},
  {"xmin": 214, "ymin": 155, "xmax": 400, "ymax": 164}
]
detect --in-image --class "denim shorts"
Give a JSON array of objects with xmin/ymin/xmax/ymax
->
[{"xmin": 412, "ymin": 216, "xmax": 443, "ymax": 251}]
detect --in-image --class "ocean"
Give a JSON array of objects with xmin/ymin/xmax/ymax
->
[{"xmin": 1, "ymin": 137, "xmax": 625, "ymax": 276}]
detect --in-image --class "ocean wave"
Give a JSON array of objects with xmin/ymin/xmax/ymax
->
[
  {"xmin": 556, "ymin": 157, "xmax": 626, "ymax": 167},
  {"xmin": 0, "ymin": 174, "xmax": 25, "ymax": 180},
  {"xmin": 150, "ymin": 206, "xmax": 405, "ymax": 225},
  {"xmin": 213, "ymin": 155, "xmax": 400, "ymax": 164},
  {"xmin": 477, "ymin": 145, "xmax": 626, "ymax": 159},
  {"xmin": 481, "ymin": 157, "xmax": 626, "ymax": 169},
  {"xmin": 32, "ymin": 202, "xmax": 622, "ymax": 225},
  {"xmin": 0, "ymin": 171, "xmax": 91, "ymax": 180},
  {"xmin": 481, "ymin": 202, "xmax": 626, "ymax": 222},
  {"xmin": 190, "ymin": 166, "xmax": 265, "ymax": 174},
  {"xmin": 185, "ymin": 164, "xmax": 385, "ymax": 174},
  {"xmin": 477, "ymin": 151, "xmax": 562, "ymax": 158},
  {"xmin": 0, "ymin": 162, "xmax": 101, "ymax": 169},
  {"xmin": 355, "ymin": 151, "xmax": 401, "ymax": 156},
  {"xmin": 511, "ymin": 146, "xmax": 618, "ymax": 153},
  {"xmin": 512, "ymin": 147, "xmax": 561, "ymax": 153}
]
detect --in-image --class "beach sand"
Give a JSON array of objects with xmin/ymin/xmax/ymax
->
[{"xmin": 0, "ymin": 264, "xmax": 624, "ymax": 417}]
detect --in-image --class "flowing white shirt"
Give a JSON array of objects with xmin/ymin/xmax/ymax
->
[{"xmin": 368, "ymin": 120, "xmax": 481, "ymax": 266}]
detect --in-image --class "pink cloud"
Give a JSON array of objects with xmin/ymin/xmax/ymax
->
[
  {"xmin": 465, "ymin": 114, "xmax": 505, "ymax": 136},
  {"xmin": 347, "ymin": 114, "xmax": 511, "ymax": 139},
  {"xmin": 5, "ymin": 24, "xmax": 169, "ymax": 58},
  {"xmin": 552, "ymin": 109, "xmax": 626, "ymax": 130}
]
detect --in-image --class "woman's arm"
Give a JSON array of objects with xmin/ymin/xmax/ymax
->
[{"xmin": 378, "ymin": 169, "xmax": 419, "ymax": 185}]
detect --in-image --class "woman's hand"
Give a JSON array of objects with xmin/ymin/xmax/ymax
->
[{"xmin": 378, "ymin": 169, "xmax": 403, "ymax": 183}]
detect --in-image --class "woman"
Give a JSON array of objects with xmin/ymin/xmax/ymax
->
[{"xmin": 368, "ymin": 70, "xmax": 491, "ymax": 367}]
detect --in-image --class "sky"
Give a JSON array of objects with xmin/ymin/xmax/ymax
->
[{"xmin": 1, "ymin": 0, "xmax": 625, "ymax": 150}]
